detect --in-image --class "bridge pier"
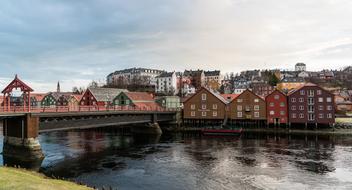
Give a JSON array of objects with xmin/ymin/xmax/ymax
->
[{"xmin": 2, "ymin": 114, "xmax": 44, "ymax": 162}]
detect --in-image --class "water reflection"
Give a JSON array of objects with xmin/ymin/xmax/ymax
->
[{"xmin": 1, "ymin": 127, "xmax": 352, "ymax": 189}]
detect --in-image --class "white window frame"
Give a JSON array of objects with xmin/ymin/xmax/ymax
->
[
  {"xmin": 191, "ymin": 104, "xmax": 195, "ymax": 110},
  {"xmin": 191, "ymin": 111, "xmax": 195, "ymax": 117},
  {"xmin": 292, "ymin": 113, "xmax": 297, "ymax": 118},
  {"xmin": 237, "ymin": 99, "xmax": 243, "ymax": 103},
  {"xmin": 270, "ymin": 102, "xmax": 274, "ymax": 107},
  {"xmin": 213, "ymin": 111, "xmax": 217, "ymax": 117},
  {"xmin": 318, "ymin": 97, "xmax": 323, "ymax": 103},
  {"xmin": 299, "ymin": 113, "xmax": 304, "ymax": 118},
  {"xmin": 202, "ymin": 93, "xmax": 207, "ymax": 101},
  {"xmin": 237, "ymin": 105, "xmax": 242, "ymax": 111},
  {"xmin": 291, "ymin": 98, "xmax": 296, "ymax": 103},
  {"xmin": 237, "ymin": 112, "xmax": 243, "ymax": 118},
  {"xmin": 254, "ymin": 99, "xmax": 259, "ymax": 103},
  {"xmin": 299, "ymin": 98, "xmax": 304, "ymax": 102},
  {"xmin": 270, "ymin": 110, "xmax": 275, "ymax": 115},
  {"xmin": 202, "ymin": 104, "xmax": 207, "ymax": 110},
  {"xmin": 327, "ymin": 97, "xmax": 332, "ymax": 103},
  {"xmin": 212, "ymin": 104, "xmax": 218, "ymax": 110},
  {"xmin": 274, "ymin": 95, "xmax": 279, "ymax": 100},
  {"xmin": 202, "ymin": 111, "xmax": 207, "ymax": 117},
  {"xmin": 254, "ymin": 112, "xmax": 260, "ymax": 118},
  {"xmin": 254, "ymin": 105, "xmax": 260, "ymax": 111}
]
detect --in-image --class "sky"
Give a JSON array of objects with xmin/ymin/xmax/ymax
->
[{"xmin": 0, "ymin": 0, "xmax": 351, "ymax": 92}]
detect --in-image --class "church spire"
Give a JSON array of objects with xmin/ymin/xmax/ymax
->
[{"xmin": 57, "ymin": 81, "xmax": 61, "ymax": 93}]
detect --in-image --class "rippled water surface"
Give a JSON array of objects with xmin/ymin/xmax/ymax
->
[{"xmin": 1, "ymin": 126, "xmax": 352, "ymax": 190}]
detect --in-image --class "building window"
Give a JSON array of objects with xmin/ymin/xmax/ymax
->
[
  {"xmin": 292, "ymin": 113, "xmax": 297, "ymax": 118},
  {"xmin": 202, "ymin": 93, "xmax": 207, "ymax": 100},
  {"xmin": 254, "ymin": 98, "xmax": 259, "ymax": 103},
  {"xmin": 327, "ymin": 105, "xmax": 332, "ymax": 110},
  {"xmin": 327, "ymin": 113, "xmax": 332, "ymax": 118},
  {"xmin": 299, "ymin": 105, "xmax": 304, "ymax": 110},
  {"xmin": 202, "ymin": 111, "xmax": 207, "ymax": 117},
  {"xmin": 291, "ymin": 106, "xmax": 296, "ymax": 110},
  {"xmin": 319, "ymin": 105, "xmax": 324, "ymax": 110},
  {"xmin": 270, "ymin": 111, "xmax": 275, "ymax": 115},
  {"xmin": 191, "ymin": 104, "xmax": 195, "ymax": 110},
  {"xmin": 202, "ymin": 104, "xmax": 207, "ymax": 110},
  {"xmin": 327, "ymin": 97, "xmax": 332, "ymax": 102},
  {"xmin": 300, "ymin": 90, "xmax": 305, "ymax": 95},
  {"xmin": 213, "ymin": 111, "xmax": 217, "ymax": 117},
  {"xmin": 270, "ymin": 102, "xmax": 274, "ymax": 107},
  {"xmin": 191, "ymin": 111, "xmax": 195, "ymax": 117},
  {"xmin": 318, "ymin": 97, "xmax": 323, "ymax": 103},
  {"xmin": 213, "ymin": 104, "xmax": 218, "ymax": 110},
  {"xmin": 308, "ymin": 114, "xmax": 315, "ymax": 121},
  {"xmin": 274, "ymin": 95, "xmax": 279, "ymax": 100},
  {"xmin": 291, "ymin": 98, "xmax": 296, "ymax": 102},
  {"xmin": 254, "ymin": 112, "xmax": 260, "ymax": 118},
  {"xmin": 237, "ymin": 112, "xmax": 243, "ymax": 118},
  {"xmin": 299, "ymin": 113, "xmax": 304, "ymax": 118},
  {"xmin": 254, "ymin": 105, "xmax": 260, "ymax": 111},
  {"xmin": 280, "ymin": 111, "xmax": 285, "ymax": 116},
  {"xmin": 280, "ymin": 102, "xmax": 285, "ymax": 107},
  {"xmin": 319, "ymin": 113, "xmax": 324, "ymax": 118},
  {"xmin": 299, "ymin": 98, "xmax": 304, "ymax": 102},
  {"xmin": 237, "ymin": 99, "xmax": 243, "ymax": 103},
  {"xmin": 308, "ymin": 90, "xmax": 315, "ymax": 96},
  {"xmin": 237, "ymin": 105, "xmax": 242, "ymax": 111},
  {"xmin": 317, "ymin": 90, "xmax": 322, "ymax": 95}
]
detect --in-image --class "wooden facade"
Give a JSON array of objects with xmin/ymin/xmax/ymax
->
[
  {"xmin": 266, "ymin": 89, "xmax": 288, "ymax": 125},
  {"xmin": 183, "ymin": 87, "xmax": 227, "ymax": 121},
  {"xmin": 228, "ymin": 89, "xmax": 266, "ymax": 121},
  {"xmin": 288, "ymin": 83, "xmax": 335, "ymax": 126},
  {"xmin": 113, "ymin": 92, "xmax": 161, "ymax": 110},
  {"xmin": 41, "ymin": 93, "xmax": 57, "ymax": 107}
]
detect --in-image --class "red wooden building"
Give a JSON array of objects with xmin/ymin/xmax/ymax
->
[{"xmin": 266, "ymin": 89, "xmax": 288, "ymax": 125}]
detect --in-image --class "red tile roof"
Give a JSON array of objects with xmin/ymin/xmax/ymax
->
[
  {"xmin": 30, "ymin": 93, "xmax": 47, "ymax": 102},
  {"xmin": 221, "ymin": 94, "xmax": 240, "ymax": 102},
  {"xmin": 125, "ymin": 92, "xmax": 154, "ymax": 102}
]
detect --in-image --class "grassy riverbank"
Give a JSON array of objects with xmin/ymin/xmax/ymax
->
[{"xmin": 0, "ymin": 167, "xmax": 92, "ymax": 190}]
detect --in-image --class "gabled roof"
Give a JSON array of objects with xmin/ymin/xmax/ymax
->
[
  {"xmin": 2, "ymin": 75, "xmax": 34, "ymax": 94},
  {"xmin": 88, "ymin": 87, "xmax": 128, "ymax": 102},
  {"xmin": 184, "ymin": 87, "xmax": 227, "ymax": 104},
  {"xmin": 50, "ymin": 92, "xmax": 73, "ymax": 100},
  {"xmin": 70, "ymin": 94, "xmax": 83, "ymax": 101},
  {"xmin": 265, "ymin": 89, "xmax": 287, "ymax": 100},
  {"xmin": 280, "ymin": 77, "xmax": 305, "ymax": 83},
  {"xmin": 287, "ymin": 83, "xmax": 330, "ymax": 96},
  {"xmin": 229, "ymin": 89, "xmax": 265, "ymax": 104},
  {"xmin": 123, "ymin": 92, "xmax": 155, "ymax": 102}
]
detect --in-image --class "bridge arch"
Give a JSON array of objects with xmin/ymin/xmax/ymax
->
[{"xmin": 2, "ymin": 75, "xmax": 34, "ymax": 112}]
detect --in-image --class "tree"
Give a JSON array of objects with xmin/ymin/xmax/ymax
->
[
  {"xmin": 88, "ymin": 81, "xmax": 99, "ymax": 88},
  {"xmin": 268, "ymin": 73, "xmax": 279, "ymax": 86}
]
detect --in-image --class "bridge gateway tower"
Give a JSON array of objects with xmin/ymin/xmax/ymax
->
[{"xmin": 1, "ymin": 75, "xmax": 44, "ymax": 163}]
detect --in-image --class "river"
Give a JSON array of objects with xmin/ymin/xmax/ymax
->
[{"xmin": 1, "ymin": 126, "xmax": 352, "ymax": 190}]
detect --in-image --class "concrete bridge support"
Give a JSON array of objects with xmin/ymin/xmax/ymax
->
[{"xmin": 2, "ymin": 114, "xmax": 44, "ymax": 162}]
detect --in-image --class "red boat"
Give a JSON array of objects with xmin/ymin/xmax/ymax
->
[{"xmin": 201, "ymin": 128, "xmax": 243, "ymax": 136}]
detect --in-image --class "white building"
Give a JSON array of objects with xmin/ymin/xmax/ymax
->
[
  {"xmin": 107, "ymin": 68, "xmax": 164, "ymax": 86},
  {"xmin": 298, "ymin": 71, "xmax": 310, "ymax": 78},
  {"xmin": 233, "ymin": 85, "xmax": 248, "ymax": 94},
  {"xmin": 295, "ymin": 63, "xmax": 306, "ymax": 72},
  {"xmin": 181, "ymin": 83, "xmax": 196, "ymax": 96},
  {"xmin": 155, "ymin": 72, "xmax": 178, "ymax": 95}
]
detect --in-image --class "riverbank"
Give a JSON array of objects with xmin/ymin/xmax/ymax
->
[{"xmin": 0, "ymin": 167, "xmax": 92, "ymax": 190}]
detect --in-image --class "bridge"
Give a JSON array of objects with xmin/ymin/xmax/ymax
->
[
  {"xmin": 0, "ymin": 106, "xmax": 178, "ymax": 162},
  {"xmin": 0, "ymin": 75, "xmax": 178, "ymax": 162}
]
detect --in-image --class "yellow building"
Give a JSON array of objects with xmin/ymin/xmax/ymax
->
[{"xmin": 277, "ymin": 77, "xmax": 305, "ymax": 92}]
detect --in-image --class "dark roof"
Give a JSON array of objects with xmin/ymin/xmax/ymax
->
[
  {"xmin": 157, "ymin": 72, "xmax": 175, "ymax": 78},
  {"xmin": 295, "ymin": 63, "xmax": 306, "ymax": 66},
  {"xmin": 88, "ymin": 88, "xmax": 128, "ymax": 102},
  {"xmin": 183, "ymin": 70, "xmax": 204, "ymax": 77},
  {"xmin": 204, "ymin": 70, "xmax": 220, "ymax": 76}
]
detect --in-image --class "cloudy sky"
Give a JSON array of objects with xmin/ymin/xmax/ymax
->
[{"xmin": 0, "ymin": 0, "xmax": 351, "ymax": 92}]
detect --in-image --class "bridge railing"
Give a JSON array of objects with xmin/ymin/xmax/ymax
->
[{"xmin": 0, "ymin": 105, "xmax": 179, "ymax": 114}]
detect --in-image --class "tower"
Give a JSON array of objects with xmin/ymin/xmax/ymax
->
[{"xmin": 57, "ymin": 81, "xmax": 61, "ymax": 93}]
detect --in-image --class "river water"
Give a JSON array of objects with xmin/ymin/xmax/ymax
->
[{"xmin": 1, "ymin": 126, "xmax": 352, "ymax": 190}]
